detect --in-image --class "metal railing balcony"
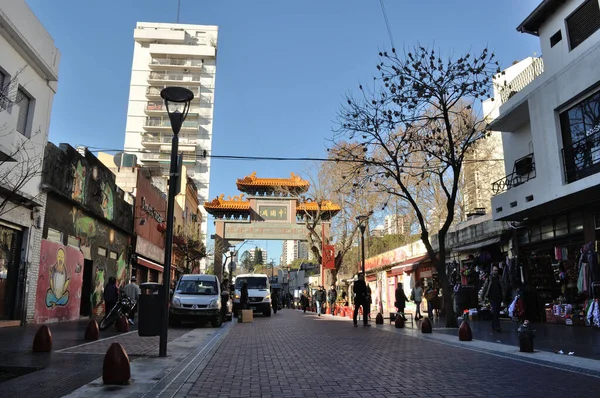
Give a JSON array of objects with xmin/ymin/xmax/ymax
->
[
  {"xmin": 562, "ymin": 128, "xmax": 600, "ymax": 184},
  {"xmin": 149, "ymin": 71, "xmax": 202, "ymax": 82},
  {"xmin": 144, "ymin": 118, "xmax": 200, "ymax": 129},
  {"xmin": 498, "ymin": 57, "xmax": 544, "ymax": 104},
  {"xmin": 491, "ymin": 154, "xmax": 536, "ymax": 195},
  {"xmin": 146, "ymin": 86, "xmax": 203, "ymax": 98},
  {"xmin": 149, "ymin": 58, "xmax": 216, "ymax": 73}
]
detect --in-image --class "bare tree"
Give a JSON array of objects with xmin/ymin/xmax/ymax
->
[
  {"xmin": 333, "ymin": 46, "xmax": 499, "ymax": 328},
  {"xmin": 173, "ymin": 223, "xmax": 206, "ymax": 274}
]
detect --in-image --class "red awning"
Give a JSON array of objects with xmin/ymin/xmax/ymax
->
[
  {"xmin": 366, "ymin": 275, "xmax": 377, "ymax": 282},
  {"xmin": 137, "ymin": 257, "xmax": 164, "ymax": 272},
  {"xmin": 387, "ymin": 254, "xmax": 429, "ymax": 276}
]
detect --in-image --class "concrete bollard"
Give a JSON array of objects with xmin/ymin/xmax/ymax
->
[
  {"xmin": 421, "ymin": 317, "xmax": 432, "ymax": 333},
  {"xmin": 459, "ymin": 320, "xmax": 473, "ymax": 341},
  {"xmin": 394, "ymin": 314, "xmax": 405, "ymax": 329},
  {"xmin": 375, "ymin": 313, "xmax": 384, "ymax": 325},
  {"xmin": 84, "ymin": 319, "xmax": 99, "ymax": 341},
  {"xmin": 102, "ymin": 343, "xmax": 131, "ymax": 385},
  {"xmin": 32, "ymin": 325, "xmax": 52, "ymax": 352},
  {"xmin": 115, "ymin": 315, "xmax": 129, "ymax": 333}
]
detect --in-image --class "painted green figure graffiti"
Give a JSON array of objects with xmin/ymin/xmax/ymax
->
[
  {"xmin": 116, "ymin": 251, "xmax": 127, "ymax": 286},
  {"xmin": 46, "ymin": 247, "xmax": 70, "ymax": 307},
  {"xmin": 101, "ymin": 181, "xmax": 114, "ymax": 221},
  {"xmin": 72, "ymin": 160, "xmax": 86, "ymax": 203},
  {"xmin": 91, "ymin": 268, "xmax": 105, "ymax": 310},
  {"xmin": 73, "ymin": 210, "xmax": 97, "ymax": 247}
]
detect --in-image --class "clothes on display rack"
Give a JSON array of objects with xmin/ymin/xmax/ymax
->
[{"xmin": 554, "ymin": 247, "xmax": 568, "ymax": 261}]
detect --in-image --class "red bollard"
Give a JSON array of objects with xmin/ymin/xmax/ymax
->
[
  {"xmin": 115, "ymin": 316, "xmax": 129, "ymax": 333},
  {"xmin": 421, "ymin": 317, "xmax": 432, "ymax": 333},
  {"xmin": 459, "ymin": 320, "xmax": 473, "ymax": 341},
  {"xmin": 32, "ymin": 325, "xmax": 52, "ymax": 352},
  {"xmin": 85, "ymin": 319, "xmax": 99, "ymax": 341},
  {"xmin": 103, "ymin": 343, "xmax": 131, "ymax": 385}
]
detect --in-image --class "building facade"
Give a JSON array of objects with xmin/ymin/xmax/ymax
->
[
  {"xmin": 123, "ymin": 22, "xmax": 218, "ymax": 264},
  {"xmin": 0, "ymin": 0, "xmax": 60, "ymax": 324},
  {"xmin": 281, "ymin": 240, "xmax": 309, "ymax": 265},
  {"xmin": 37, "ymin": 144, "xmax": 133, "ymax": 323},
  {"xmin": 487, "ymin": 0, "xmax": 600, "ymax": 325}
]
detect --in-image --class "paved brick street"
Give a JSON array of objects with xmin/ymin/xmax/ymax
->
[{"xmin": 180, "ymin": 310, "xmax": 599, "ymax": 398}]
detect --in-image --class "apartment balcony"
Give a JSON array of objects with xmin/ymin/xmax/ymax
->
[
  {"xmin": 497, "ymin": 57, "xmax": 544, "ymax": 105},
  {"xmin": 144, "ymin": 102, "xmax": 203, "ymax": 116},
  {"xmin": 142, "ymin": 117, "xmax": 199, "ymax": 132},
  {"xmin": 142, "ymin": 152, "xmax": 197, "ymax": 164},
  {"xmin": 148, "ymin": 71, "xmax": 202, "ymax": 85},
  {"xmin": 134, "ymin": 28, "xmax": 185, "ymax": 44},
  {"xmin": 146, "ymin": 86, "xmax": 202, "ymax": 100},
  {"xmin": 562, "ymin": 129, "xmax": 600, "ymax": 184},
  {"xmin": 149, "ymin": 58, "xmax": 216, "ymax": 74},
  {"xmin": 491, "ymin": 154, "xmax": 536, "ymax": 195},
  {"xmin": 149, "ymin": 43, "xmax": 215, "ymax": 58}
]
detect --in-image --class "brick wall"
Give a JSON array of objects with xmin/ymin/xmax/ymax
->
[{"xmin": 25, "ymin": 192, "xmax": 47, "ymax": 323}]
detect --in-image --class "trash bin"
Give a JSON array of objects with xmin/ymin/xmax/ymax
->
[{"xmin": 138, "ymin": 282, "xmax": 163, "ymax": 337}]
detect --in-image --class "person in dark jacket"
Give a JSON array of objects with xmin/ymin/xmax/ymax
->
[
  {"xmin": 314, "ymin": 286, "xmax": 325, "ymax": 316},
  {"xmin": 104, "ymin": 276, "xmax": 119, "ymax": 315},
  {"xmin": 271, "ymin": 288, "xmax": 279, "ymax": 314},
  {"xmin": 327, "ymin": 285, "xmax": 337, "ymax": 315},
  {"xmin": 395, "ymin": 283, "xmax": 408, "ymax": 321},
  {"xmin": 482, "ymin": 265, "xmax": 507, "ymax": 332},
  {"xmin": 240, "ymin": 282, "xmax": 249, "ymax": 310},
  {"xmin": 353, "ymin": 273, "xmax": 369, "ymax": 327},
  {"xmin": 300, "ymin": 290, "xmax": 309, "ymax": 313}
]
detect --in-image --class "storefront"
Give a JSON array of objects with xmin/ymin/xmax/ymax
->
[
  {"xmin": 0, "ymin": 223, "xmax": 23, "ymax": 321},
  {"xmin": 514, "ymin": 209, "xmax": 600, "ymax": 327}
]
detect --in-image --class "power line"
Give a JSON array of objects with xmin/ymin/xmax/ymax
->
[{"xmin": 379, "ymin": 0, "xmax": 395, "ymax": 49}]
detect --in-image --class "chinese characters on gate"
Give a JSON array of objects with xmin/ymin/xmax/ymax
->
[{"xmin": 258, "ymin": 206, "xmax": 287, "ymax": 221}]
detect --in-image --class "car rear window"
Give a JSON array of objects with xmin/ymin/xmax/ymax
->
[{"xmin": 176, "ymin": 279, "xmax": 217, "ymax": 295}]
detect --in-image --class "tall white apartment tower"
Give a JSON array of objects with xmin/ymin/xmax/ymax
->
[{"xmin": 123, "ymin": 22, "xmax": 218, "ymax": 244}]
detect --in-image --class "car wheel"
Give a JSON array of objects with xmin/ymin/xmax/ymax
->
[
  {"xmin": 169, "ymin": 315, "xmax": 181, "ymax": 327},
  {"xmin": 211, "ymin": 315, "xmax": 223, "ymax": 328}
]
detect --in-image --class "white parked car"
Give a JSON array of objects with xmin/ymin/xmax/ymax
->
[{"xmin": 169, "ymin": 274, "xmax": 223, "ymax": 327}]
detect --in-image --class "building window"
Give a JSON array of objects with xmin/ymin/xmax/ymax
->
[
  {"xmin": 67, "ymin": 235, "xmax": 80, "ymax": 247},
  {"xmin": 98, "ymin": 247, "xmax": 107, "ymax": 257},
  {"xmin": 15, "ymin": 88, "xmax": 31, "ymax": 137},
  {"xmin": 550, "ymin": 30, "xmax": 562, "ymax": 48},
  {"xmin": 560, "ymin": 90, "xmax": 600, "ymax": 183},
  {"xmin": 566, "ymin": 0, "xmax": 600, "ymax": 50},
  {"xmin": 0, "ymin": 69, "xmax": 8, "ymax": 112},
  {"xmin": 109, "ymin": 251, "xmax": 118, "ymax": 260},
  {"xmin": 47, "ymin": 228, "xmax": 63, "ymax": 243}
]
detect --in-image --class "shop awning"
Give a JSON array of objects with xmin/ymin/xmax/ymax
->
[
  {"xmin": 452, "ymin": 237, "xmax": 501, "ymax": 252},
  {"xmin": 137, "ymin": 257, "xmax": 164, "ymax": 272},
  {"xmin": 387, "ymin": 254, "xmax": 429, "ymax": 276}
]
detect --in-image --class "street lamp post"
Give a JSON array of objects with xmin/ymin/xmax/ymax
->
[
  {"xmin": 356, "ymin": 213, "xmax": 371, "ymax": 276},
  {"xmin": 159, "ymin": 86, "xmax": 194, "ymax": 358},
  {"xmin": 228, "ymin": 246, "xmax": 236, "ymax": 283}
]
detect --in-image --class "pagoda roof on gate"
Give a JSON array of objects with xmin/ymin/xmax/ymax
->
[
  {"xmin": 236, "ymin": 172, "xmax": 309, "ymax": 194},
  {"xmin": 203, "ymin": 195, "xmax": 342, "ymax": 218}
]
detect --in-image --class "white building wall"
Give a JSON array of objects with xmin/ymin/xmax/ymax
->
[
  {"xmin": 123, "ymin": 22, "xmax": 217, "ymax": 259},
  {"xmin": 0, "ymin": 0, "xmax": 60, "ymax": 322},
  {"xmin": 490, "ymin": 0, "xmax": 600, "ymax": 220}
]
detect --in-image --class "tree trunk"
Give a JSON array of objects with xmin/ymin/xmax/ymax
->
[
  {"xmin": 327, "ymin": 268, "xmax": 338, "ymax": 287},
  {"xmin": 437, "ymin": 236, "xmax": 458, "ymax": 328}
]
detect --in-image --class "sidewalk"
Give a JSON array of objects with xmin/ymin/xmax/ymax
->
[{"xmin": 0, "ymin": 319, "xmax": 195, "ymax": 397}]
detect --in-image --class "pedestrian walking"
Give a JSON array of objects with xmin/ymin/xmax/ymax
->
[
  {"xmin": 482, "ymin": 265, "xmax": 507, "ymax": 332},
  {"xmin": 240, "ymin": 282, "xmax": 249, "ymax": 310},
  {"xmin": 271, "ymin": 288, "xmax": 279, "ymax": 314},
  {"xmin": 327, "ymin": 284, "xmax": 337, "ymax": 315},
  {"xmin": 315, "ymin": 286, "xmax": 325, "ymax": 316},
  {"xmin": 353, "ymin": 273, "xmax": 370, "ymax": 327},
  {"xmin": 300, "ymin": 290, "xmax": 309, "ymax": 313},
  {"xmin": 123, "ymin": 276, "xmax": 141, "ymax": 324},
  {"xmin": 103, "ymin": 276, "xmax": 118, "ymax": 316},
  {"xmin": 395, "ymin": 283, "xmax": 408, "ymax": 321},
  {"xmin": 411, "ymin": 282, "xmax": 424, "ymax": 320},
  {"xmin": 424, "ymin": 284, "xmax": 437, "ymax": 319}
]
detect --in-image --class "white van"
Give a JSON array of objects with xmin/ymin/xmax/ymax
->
[
  {"xmin": 169, "ymin": 274, "xmax": 223, "ymax": 327},
  {"xmin": 233, "ymin": 273, "xmax": 271, "ymax": 317}
]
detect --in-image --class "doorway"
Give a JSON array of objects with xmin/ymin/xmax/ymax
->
[
  {"xmin": 79, "ymin": 259, "xmax": 93, "ymax": 317},
  {"xmin": 0, "ymin": 225, "xmax": 22, "ymax": 320}
]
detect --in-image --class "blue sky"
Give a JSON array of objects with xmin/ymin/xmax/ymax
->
[{"xmin": 26, "ymin": 0, "xmax": 541, "ymax": 262}]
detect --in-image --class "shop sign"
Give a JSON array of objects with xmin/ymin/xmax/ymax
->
[
  {"xmin": 258, "ymin": 205, "xmax": 287, "ymax": 221},
  {"xmin": 141, "ymin": 196, "xmax": 164, "ymax": 224}
]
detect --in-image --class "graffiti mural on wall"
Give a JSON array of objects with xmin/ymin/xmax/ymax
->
[
  {"xmin": 101, "ymin": 180, "xmax": 114, "ymax": 221},
  {"xmin": 72, "ymin": 160, "xmax": 87, "ymax": 202},
  {"xmin": 35, "ymin": 240, "xmax": 84, "ymax": 323}
]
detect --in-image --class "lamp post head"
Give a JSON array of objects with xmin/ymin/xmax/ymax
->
[
  {"xmin": 160, "ymin": 86, "xmax": 194, "ymax": 135},
  {"xmin": 229, "ymin": 246, "xmax": 236, "ymax": 255}
]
